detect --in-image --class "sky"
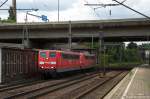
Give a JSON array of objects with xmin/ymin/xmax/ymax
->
[{"xmin": 0, "ymin": 0, "xmax": 150, "ymax": 22}]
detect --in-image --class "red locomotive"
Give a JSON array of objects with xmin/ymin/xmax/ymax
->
[{"xmin": 38, "ymin": 50, "xmax": 96, "ymax": 77}]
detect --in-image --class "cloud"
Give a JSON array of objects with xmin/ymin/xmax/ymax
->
[
  {"xmin": 93, "ymin": 0, "xmax": 150, "ymax": 19},
  {"xmin": 1, "ymin": 0, "xmax": 150, "ymax": 22},
  {"xmin": 17, "ymin": 0, "xmax": 99, "ymax": 22},
  {"xmin": 0, "ymin": 0, "xmax": 11, "ymax": 19},
  {"xmin": 16, "ymin": 0, "xmax": 76, "ymax": 11}
]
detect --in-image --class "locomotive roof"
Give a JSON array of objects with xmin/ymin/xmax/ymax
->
[
  {"xmin": 39, "ymin": 49, "xmax": 80, "ymax": 54},
  {"xmin": 39, "ymin": 49, "xmax": 95, "ymax": 56}
]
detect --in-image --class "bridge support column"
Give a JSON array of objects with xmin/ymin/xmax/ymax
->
[
  {"xmin": 22, "ymin": 39, "xmax": 32, "ymax": 48},
  {"xmin": 22, "ymin": 24, "xmax": 32, "ymax": 48}
]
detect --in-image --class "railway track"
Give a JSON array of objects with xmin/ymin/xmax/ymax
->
[
  {"xmin": 35, "ymin": 71, "xmax": 127, "ymax": 99},
  {"xmin": 77, "ymin": 71, "xmax": 128, "ymax": 99},
  {"xmin": 0, "ymin": 72, "xmax": 85, "ymax": 92},
  {"xmin": 0, "ymin": 79, "xmax": 46, "ymax": 92},
  {"xmin": 0, "ymin": 71, "xmax": 99, "ymax": 99},
  {"xmin": 0, "ymin": 70, "xmax": 128, "ymax": 99}
]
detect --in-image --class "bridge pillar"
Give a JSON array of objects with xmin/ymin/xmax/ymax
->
[{"xmin": 22, "ymin": 39, "xmax": 32, "ymax": 48}]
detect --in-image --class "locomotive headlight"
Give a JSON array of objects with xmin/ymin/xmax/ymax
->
[
  {"xmin": 39, "ymin": 62, "xmax": 44, "ymax": 64},
  {"xmin": 51, "ymin": 62, "xmax": 56, "ymax": 64},
  {"xmin": 41, "ymin": 66, "xmax": 44, "ymax": 68}
]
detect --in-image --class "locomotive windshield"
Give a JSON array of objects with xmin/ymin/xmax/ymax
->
[
  {"xmin": 49, "ymin": 52, "xmax": 56, "ymax": 58},
  {"xmin": 40, "ymin": 52, "xmax": 46, "ymax": 58}
]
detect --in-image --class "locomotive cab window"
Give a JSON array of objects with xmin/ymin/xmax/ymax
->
[
  {"xmin": 49, "ymin": 52, "xmax": 56, "ymax": 58},
  {"xmin": 40, "ymin": 52, "xmax": 46, "ymax": 58}
]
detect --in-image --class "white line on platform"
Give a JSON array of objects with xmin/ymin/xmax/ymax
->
[{"xmin": 121, "ymin": 68, "xmax": 138, "ymax": 99}]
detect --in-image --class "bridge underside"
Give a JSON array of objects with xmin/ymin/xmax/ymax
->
[
  {"xmin": 0, "ymin": 35, "xmax": 149, "ymax": 48},
  {"xmin": 0, "ymin": 18, "xmax": 150, "ymax": 48}
]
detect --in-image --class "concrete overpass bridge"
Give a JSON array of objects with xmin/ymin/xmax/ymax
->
[{"xmin": 0, "ymin": 18, "xmax": 150, "ymax": 48}]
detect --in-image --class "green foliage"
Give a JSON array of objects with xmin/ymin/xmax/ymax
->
[
  {"xmin": 100, "ymin": 54, "xmax": 109, "ymax": 66},
  {"xmin": 101, "ymin": 42, "xmax": 142, "ymax": 65},
  {"xmin": 0, "ymin": 19, "xmax": 16, "ymax": 23},
  {"xmin": 8, "ymin": 6, "xmax": 16, "ymax": 21},
  {"xmin": 124, "ymin": 49, "xmax": 142, "ymax": 62},
  {"xmin": 139, "ymin": 43, "xmax": 150, "ymax": 50},
  {"xmin": 85, "ymin": 41, "xmax": 143, "ymax": 64},
  {"xmin": 0, "ymin": 6, "xmax": 16, "ymax": 23},
  {"xmin": 127, "ymin": 42, "xmax": 138, "ymax": 49}
]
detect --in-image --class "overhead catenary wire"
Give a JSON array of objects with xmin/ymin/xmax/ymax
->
[
  {"xmin": 84, "ymin": 0, "xmax": 127, "ymax": 18},
  {"xmin": 0, "ymin": 8, "xmax": 38, "ymax": 10},
  {"xmin": 84, "ymin": 0, "xmax": 127, "ymax": 7},
  {"xmin": 0, "ymin": 0, "xmax": 10, "ymax": 7},
  {"xmin": 84, "ymin": 0, "xmax": 101, "ymax": 18},
  {"xmin": 112, "ymin": 0, "xmax": 150, "ymax": 20},
  {"xmin": 0, "ymin": 0, "xmax": 8, "ymax": 8}
]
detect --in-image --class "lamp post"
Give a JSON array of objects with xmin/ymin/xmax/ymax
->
[
  {"xmin": 23, "ymin": 9, "xmax": 38, "ymax": 48},
  {"xmin": 25, "ymin": 9, "xmax": 38, "ymax": 23},
  {"xmin": 25, "ymin": 11, "xmax": 30, "ymax": 23}
]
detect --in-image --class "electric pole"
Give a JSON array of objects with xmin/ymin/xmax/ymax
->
[
  {"xmin": 58, "ymin": 0, "xmax": 59, "ymax": 22},
  {"xmin": 12, "ymin": 0, "xmax": 16, "ymax": 21}
]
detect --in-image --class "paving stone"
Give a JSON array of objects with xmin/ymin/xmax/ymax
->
[{"xmin": 104, "ymin": 66, "xmax": 150, "ymax": 99}]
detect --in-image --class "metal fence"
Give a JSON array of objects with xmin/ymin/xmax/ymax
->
[{"xmin": 0, "ymin": 47, "xmax": 39, "ymax": 84}]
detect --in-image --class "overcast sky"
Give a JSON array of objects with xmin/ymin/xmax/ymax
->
[{"xmin": 0, "ymin": 0, "xmax": 150, "ymax": 22}]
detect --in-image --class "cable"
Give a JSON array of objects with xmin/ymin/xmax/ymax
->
[
  {"xmin": 0, "ymin": 0, "xmax": 8, "ymax": 8},
  {"xmin": 84, "ymin": 0, "xmax": 101, "ymax": 18},
  {"xmin": 112, "ymin": 0, "xmax": 150, "ymax": 20}
]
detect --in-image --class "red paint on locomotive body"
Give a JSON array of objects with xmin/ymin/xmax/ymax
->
[{"xmin": 38, "ymin": 50, "xmax": 96, "ymax": 75}]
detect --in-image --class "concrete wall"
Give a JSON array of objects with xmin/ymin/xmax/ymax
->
[
  {"xmin": 0, "ymin": 18, "xmax": 150, "ymax": 44},
  {"xmin": 0, "ymin": 26, "xmax": 149, "ymax": 40}
]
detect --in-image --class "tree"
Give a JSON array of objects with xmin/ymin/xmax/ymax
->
[
  {"xmin": 127, "ymin": 42, "xmax": 138, "ymax": 49},
  {"xmin": 8, "ymin": 6, "xmax": 16, "ymax": 21},
  {"xmin": 139, "ymin": 43, "xmax": 150, "ymax": 50}
]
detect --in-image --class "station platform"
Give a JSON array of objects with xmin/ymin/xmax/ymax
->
[{"xmin": 104, "ymin": 66, "xmax": 150, "ymax": 99}]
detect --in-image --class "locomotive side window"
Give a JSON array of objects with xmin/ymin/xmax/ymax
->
[
  {"xmin": 85, "ymin": 56, "xmax": 95, "ymax": 59},
  {"xmin": 62, "ymin": 53, "xmax": 69, "ymax": 59},
  {"xmin": 72, "ymin": 55, "xmax": 80, "ymax": 59},
  {"xmin": 40, "ymin": 52, "xmax": 46, "ymax": 58},
  {"xmin": 49, "ymin": 52, "xmax": 56, "ymax": 58},
  {"xmin": 62, "ymin": 53, "xmax": 79, "ymax": 60}
]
